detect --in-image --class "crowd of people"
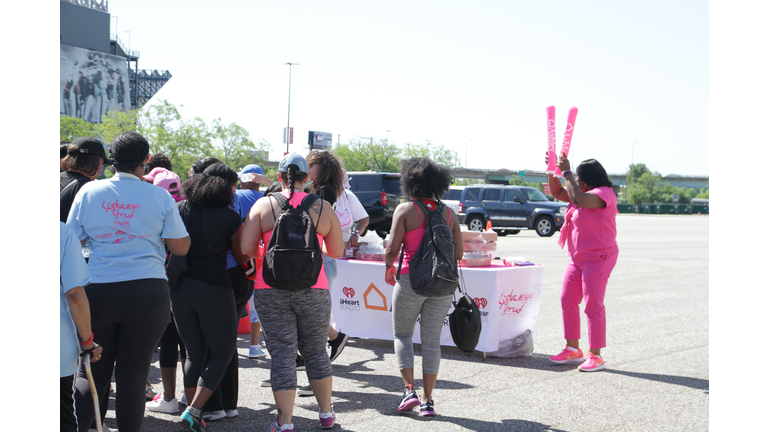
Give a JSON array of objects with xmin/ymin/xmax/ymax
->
[{"xmin": 60, "ymin": 131, "xmax": 619, "ymax": 432}]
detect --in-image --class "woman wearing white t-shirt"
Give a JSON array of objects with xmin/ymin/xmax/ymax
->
[{"xmin": 66, "ymin": 131, "xmax": 190, "ymax": 432}]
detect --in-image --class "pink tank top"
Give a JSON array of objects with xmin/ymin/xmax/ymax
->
[
  {"xmin": 399, "ymin": 200, "xmax": 450, "ymax": 275},
  {"xmin": 254, "ymin": 191, "xmax": 328, "ymax": 290}
]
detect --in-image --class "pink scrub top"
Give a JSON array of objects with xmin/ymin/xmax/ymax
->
[
  {"xmin": 253, "ymin": 191, "xmax": 328, "ymax": 290},
  {"xmin": 559, "ymin": 186, "xmax": 618, "ymax": 260}
]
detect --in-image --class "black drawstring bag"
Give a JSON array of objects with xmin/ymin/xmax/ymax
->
[{"xmin": 449, "ymin": 268, "xmax": 482, "ymax": 355}]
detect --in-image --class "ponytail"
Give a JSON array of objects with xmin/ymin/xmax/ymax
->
[
  {"xmin": 287, "ymin": 165, "xmax": 297, "ymax": 202},
  {"xmin": 280, "ymin": 164, "xmax": 308, "ymax": 202}
]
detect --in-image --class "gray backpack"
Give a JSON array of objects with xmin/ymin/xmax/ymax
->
[{"xmin": 397, "ymin": 200, "xmax": 459, "ymax": 297}]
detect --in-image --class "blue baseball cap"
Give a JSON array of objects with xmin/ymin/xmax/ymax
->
[
  {"xmin": 278, "ymin": 152, "xmax": 308, "ymax": 173},
  {"xmin": 238, "ymin": 164, "xmax": 265, "ymax": 178}
]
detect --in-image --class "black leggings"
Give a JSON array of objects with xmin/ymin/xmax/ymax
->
[
  {"xmin": 159, "ymin": 315, "xmax": 186, "ymax": 368},
  {"xmin": 61, "ymin": 375, "xmax": 78, "ymax": 432},
  {"xmin": 74, "ymin": 279, "xmax": 170, "ymax": 432},
  {"xmin": 171, "ymin": 276, "xmax": 237, "ymax": 391},
  {"xmin": 203, "ymin": 266, "xmax": 254, "ymax": 411}
]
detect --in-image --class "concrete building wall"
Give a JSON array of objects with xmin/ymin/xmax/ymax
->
[{"xmin": 60, "ymin": 1, "xmax": 110, "ymax": 53}]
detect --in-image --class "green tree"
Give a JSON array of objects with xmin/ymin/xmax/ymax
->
[
  {"xmin": 334, "ymin": 138, "xmax": 401, "ymax": 172},
  {"xmin": 60, "ymin": 116, "xmax": 98, "ymax": 142},
  {"xmin": 210, "ymin": 119, "xmax": 270, "ymax": 171},
  {"xmin": 402, "ymin": 141, "xmax": 458, "ymax": 168},
  {"xmin": 508, "ymin": 177, "xmax": 544, "ymax": 193},
  {"xmin": 626, "ymin": 171, "xmax": 663, "ymax": 205},
  {"xmin": 628, "ymin": 163, "xmax": 651, "ymax": 184},
  {"xmin": 60, "ymin": 100, "xmax": 273, "ymax": 182},
  {"xmin": 96, "ymin": 109, "xmax": 141, "ymax": 145}
]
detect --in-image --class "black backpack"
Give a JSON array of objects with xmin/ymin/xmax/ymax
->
[
  {"xmin": 262, "ymin": 192, "xmax": 324, "ymax": 291},
  {"xmin": 397, "ymin": 199, "xmax": 459, "ymax": 297}
]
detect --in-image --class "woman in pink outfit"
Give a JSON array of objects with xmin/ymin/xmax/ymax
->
[{"xmin": 546, "ymin": 153, "xmax": 619, "ymax": 372}]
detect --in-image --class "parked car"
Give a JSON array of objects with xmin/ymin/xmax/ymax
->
[
  {"xmin": 346, "ymin": 171, "xmax": 404, "ymax": 239},
  {"xmin": 458, "ymin": 185, "xmax": 568, "ymax": 237},
  {"xmin": 440, "ymin": 186, "xmax": 466, "ymax": 222}
]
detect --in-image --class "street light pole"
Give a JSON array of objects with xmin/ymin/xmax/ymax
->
[
  {"xmin": 284, "ymin": 62, "xmax": 299, "ymax": 154},
  {"xmin": 124, "ymin": 30, "xmax": 130, "ymax": 55}
]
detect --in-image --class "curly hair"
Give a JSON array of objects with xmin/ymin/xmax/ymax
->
[
  {"xmin": 399, "ymin": 157, "xmax": 452, "ymax": 200},
  {"xmin": 182, "ymin": 162, "xmax": 237, "ymax": 207},
  {"xmin": 306, "ymin": 150, "xmax": 344, "ymax": 198},
  {"xmin": 110, "ymin": 131, "xmax": 150, "ymax": 172},
  {"xmin": 147, "ymin": 152, "xmax": 173, "ymax": 171},
  {"xmin": 577, "ymin": 159, "xmax": 613, "ymax": 189}
]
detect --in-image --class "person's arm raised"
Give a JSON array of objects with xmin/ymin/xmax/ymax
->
[
  {"xmin": 557, "ymin": 154, "xmax": 606, "ymax": 209},
  {"xmin": 546, "ymin": 152, "xmax": 571, "ymax": 203}
]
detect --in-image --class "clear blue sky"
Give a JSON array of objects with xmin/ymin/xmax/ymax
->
[{"xmin": 105, "ymin": 0, "xmax": 708, "ymax": 176}]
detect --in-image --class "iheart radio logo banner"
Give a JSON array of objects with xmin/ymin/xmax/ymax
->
[
  {"xmin": 474, "ymin": 297, "xmax": 488, "ymax": 309},
  {"xmin": 343, "ymin": 287, "xmax": 356, "ymax": 299}
]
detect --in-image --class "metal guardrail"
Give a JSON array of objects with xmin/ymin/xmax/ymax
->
[{"xmin": 110, "ymin": 34, "xmax": 140, "ymax": 59}]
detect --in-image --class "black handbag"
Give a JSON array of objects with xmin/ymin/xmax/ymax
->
[{"xmin": 448, "ymin": 269, "xmax": 482, "ymax": 355}]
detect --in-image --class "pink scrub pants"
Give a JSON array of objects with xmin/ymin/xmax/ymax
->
[{"xmin": 560, "ymin": 246, "xmax": 619, "ymax": 350}]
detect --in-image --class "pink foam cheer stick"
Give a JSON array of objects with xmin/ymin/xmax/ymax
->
[
  {"xmin": 555, "ymin": 107, "xmax": 578, "ymax": 177},
  {"xmin": 546, "ymin": 106, "xmax": 557, "ymax": 173}
]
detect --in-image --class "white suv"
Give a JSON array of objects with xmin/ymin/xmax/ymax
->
[{"xmin": 440, "ymin": 186, "xmax": 466, "ymax": 223}]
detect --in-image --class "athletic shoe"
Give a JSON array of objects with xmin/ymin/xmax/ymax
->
[
  {"xmin": 319, "ymin": 403, "xmax": 335, "ymax": 429},
  {"xmin": 202, "ymin": 410, "xmax": 226, "ymax": 421},
  {"xmin": 418, "ymin": 400, "xmax": 436, "ymax": 417},
  {"xmin": 328, "ymin": 332, "xmax": 349, "ymax": 362},
  {"xmin": 145, "ymin": 382, "xmax": 158, "ymax": 400},
  {"xmin": 146, "ymin": 394, "xmax": 181, "ymax": 413},
  {"xmin": 297, "ymin": 383, "xmax": 314, "ymax": 396},
  {"xmin": 261, "ymin": 378, "xmax": 272, "ymax": 387},
  {"xmin": 397, "ymin": 385, "xmax": 420, "ymax": 412},
  {"xmin": 549, "ymin": 346, "xmax": 585, "ymax": 364},
  {"xmin": 578, "ymin": 352, "xmax": 606, "ymax": 372},
  {"xmin": 225, "ymin": 409, "xmax": 239, "ymax": 418},
  {"xmin": 249, "ymin": 344, "xmax": 268, "ymax": 359},
  {"xmin": 179, "ymin": 409, "xmax": 207, "ymax": 432},
  {"xmin": 265, "ymin": 415, "xmax": 294, "ymax": 432},
  {"xmin": 296, "ymin": 355, "xmax": 306, "ymax": 371}
]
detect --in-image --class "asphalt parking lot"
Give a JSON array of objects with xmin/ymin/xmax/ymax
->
[{"xmin": 108, "ymin": 214, "xmax": 709, "ymax": 431}]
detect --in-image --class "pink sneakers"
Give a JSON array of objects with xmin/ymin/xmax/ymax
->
[
  {"xmin": 577, "ymin": 352, "xmax": 605, "ymax": 372},
  {"xmin": 549, "ymin": 346, "xmax": 584, "ymax": 364}
]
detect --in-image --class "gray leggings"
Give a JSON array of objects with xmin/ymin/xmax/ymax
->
[
  {"xmin": 392, "ymin": 274, "xmax": 453, "ymax": 375},
  {"xmin": 253, "ymin": 288, "xmax": 333, "ymax": 392}
]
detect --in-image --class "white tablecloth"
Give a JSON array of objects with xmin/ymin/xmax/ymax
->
[{"xmin": 329, "ymin": 259, "xmax": 544, "ymax": 353}]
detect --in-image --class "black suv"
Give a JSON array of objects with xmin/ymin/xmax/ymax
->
[
  {"xmin": 459, "ymin": 185, "xmax": 568, "ymax": 237},
  {"xmin": 346, "ymin": 171, "xmax": 404, "ymax": 238}
]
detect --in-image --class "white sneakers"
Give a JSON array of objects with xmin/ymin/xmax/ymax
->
[
  {"xmin": 145, "ymin": 393, "xmax": 181, "ymax": 413},
  {"xmin": 249, "ymin": 344, "xmax": 268, "ymax": 359}
]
